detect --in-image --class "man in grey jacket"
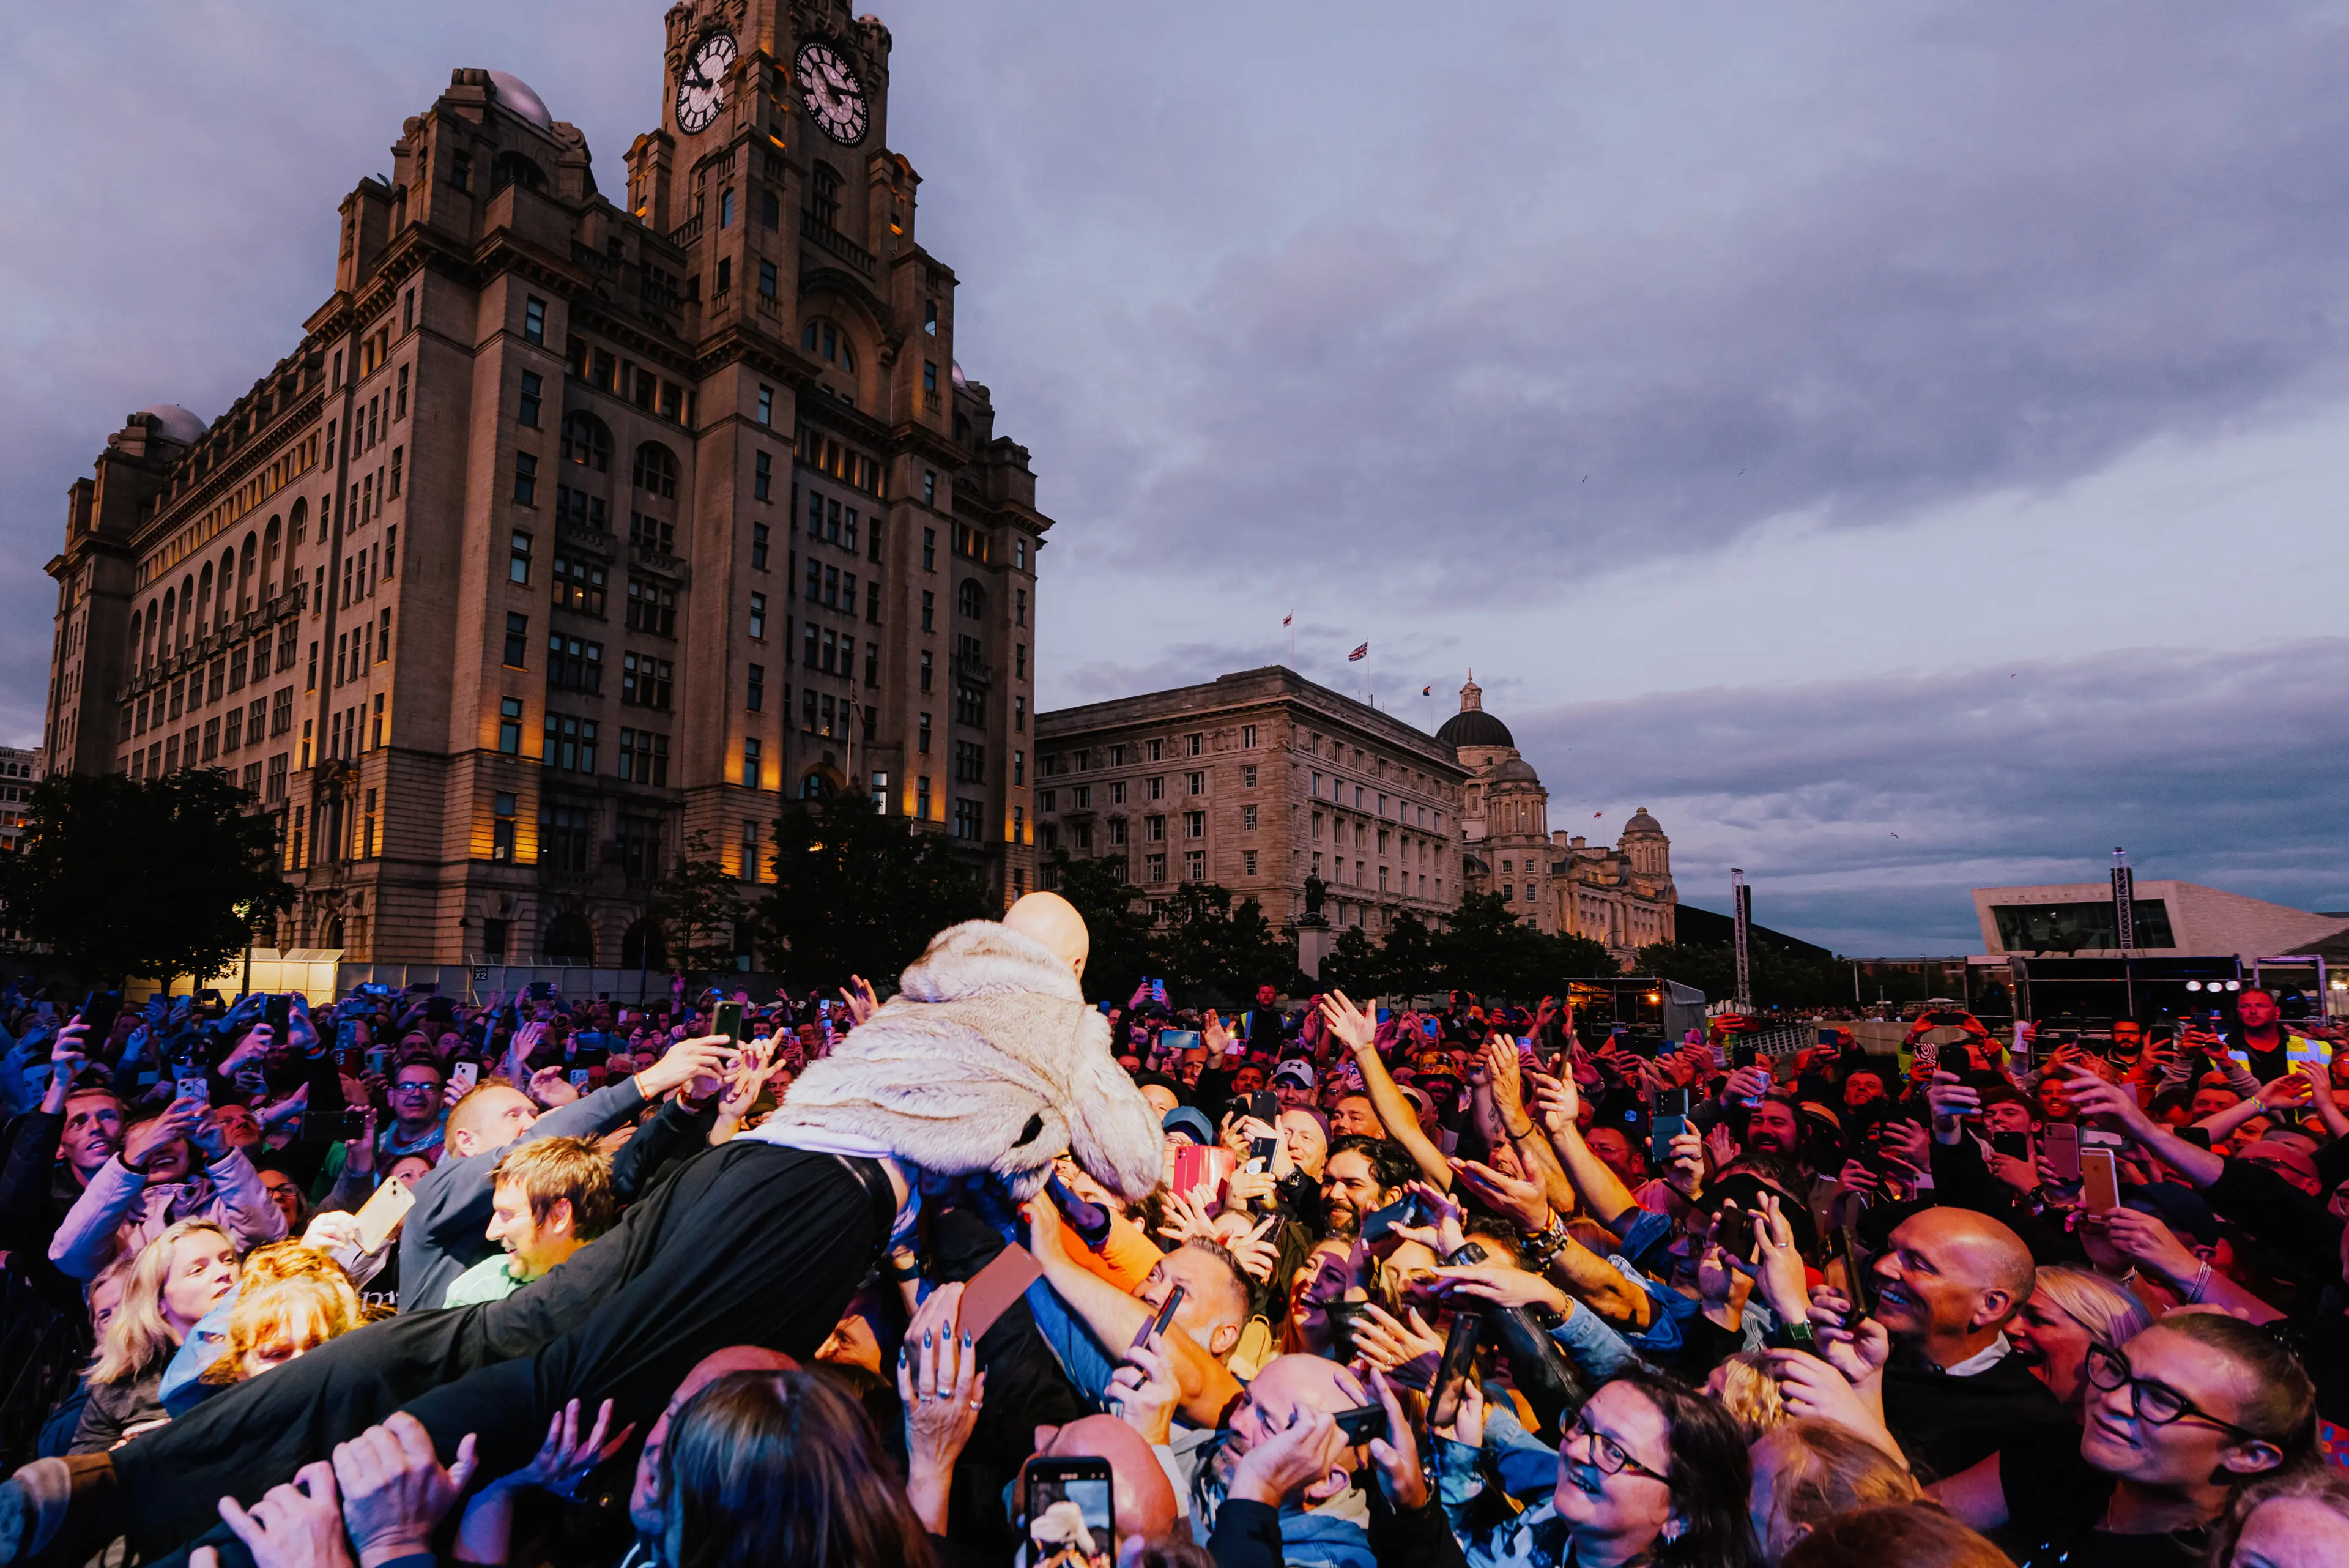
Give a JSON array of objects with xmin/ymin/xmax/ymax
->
[
  {"xmin": 46, "ymin": 1096, "xmax": 283, "ymax": 1281},
  {"xmin": 399, "ymin": 1038, "xmax": 733, "ymax": 1312}
]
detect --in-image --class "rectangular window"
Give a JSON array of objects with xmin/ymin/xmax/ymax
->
[
  {"xmin": 491, "ymin": 792, "xmax": 517, "ymax": 862},
  {"xmin": 541, "ymin": 713, "xmax": 598, "ymax": 773},
  {"xmin": 760, "ymin": 189, "xmax": 781, "ymax": 229},
  {"xmin": 714, "ymin": 257, "xmax": 731, "ymax": 294},
  {"xmin": 552, "ymin": 555, "xmax": 607, "ymax": 615},
  {"xmin": 545, "ymin": 633, "xmax": 603, "ymax": 692},
  {"xmin": 756, "ymin": 384, "xmax": 774, "ymax": 425},
  {"xmin": 921, "ymin": 590, "xmax": 935, "ymax": 631},
  {"xmin": 1187, "ymin": 771, "xmax": 1204, "ymax": 795},
  {"xmin": 923, "ymin": 360, "xmax": 938, "ymax": 398},
  {"xmin": 1244, "ymin": 850, "xmax": 1258, "ymax": 876},
  {"xmin": 749, "ymin": 592, "xmax": 768, "ymax": 639},
  {"xmin": 1185, "ymin": 811, "xmax": 1204, "ymax": 839},
  {"xmin": 621, "ymin": 652, "xmax": 674, "ymax": 709},
  {"xmin": 540, "ymin": 803, "xmax": 593, "ymax": 871},
  {"xmin": 617, "ymin": 727, "xmax": 671, "ymax": 786},
  {"xmin": 747, "ymin": 663, "xmax": 765, "ymax": 711},
  {"xmin": 513, "ymin": 454, "xmax": 537, "ymax": 505},
  {"xmin": 758, "ymin": 259, "xmax": 777, "ymax": 298},
  {"xmin": 740, "ymin": 736, "xmax": 762, "ymax": 788},
  {"xmin": 518, "ymin": 371, "xmax": 542, "ymax": 426},
  {"xmin": 955, "ymin": 684, "xmax": 984, "ymax": 727},
  {"xmin": 1110, "ymin": 818, "xmax": 1129, "ymax": 846},
  {"xmin": 523, "ymin": 296, "xmax": 546, "ymax": 344},
  {"xmin": 267, "ymin": 752, "xmax": 288, "ymax": 801},
  {"xmin": 395, "ymin": 364, "xmax": 409, "ymax": 419},
  {"xmin": 919, "ymin": 651, "xmax": 933, "ymax": 692},
  {"xmin": 504, "ymin": 612, "xmax": 529, "ymax": 667},
  {"xmin": 754, "ymin": 450, "xmax": 773, "ymax": 500},
  {"xmin": 498, "ymin": 696, "xmax": 523, "ymax": 754},
  {"xmin": 751, "ymin": 522, "xmax": 770, "ymax": 569},
  {"xmin": 1242, "ymin": 805, "xmax": 1258, "ymax": 830},
  {"xmin": 918, "ymin": 712, "xmax": 932, "ymax": 754},
  {"xmin": 201, "ymin": 717, "xmax": 220, "ymax": 760},
  {"xmin": 270, "ymin": 686, "xmax": 293, "ymax": 735},
  {"xmin": 1146, "ymin": 852, "xmax": 1167, "ymax": 883},
  {"xmin": 719, "ymin": 187, "xmax": 734, "ymax": 228},
  {"xmin": 626, "ymin": 578, "xmax": 677, "ymax": 636},
  {"xmin": 223, "ymin": 705, "xmax": 243, "ymax": 753},
  {"xmin": 952, "ymin": 798, "xmax": 982, "ymax": 841}
]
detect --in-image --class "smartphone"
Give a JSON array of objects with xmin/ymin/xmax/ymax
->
[
  {"xmin": 1713, "ymin": 1205, "xmax": 1757, "ymax": 1265},
  {"xmin": 1360, "ymin": 1192, "xmax": 1420, "ymax": 1242},
  {"xmin": 2043, "ymin": 1122, "xmax": 2082, "ymax": 1183},
  {"xmin": 265, "ymin": 994, "xmax": 291, "ymax": 1039},
  {"xmin": 332, "ymin": 1109, "xmax": 368, "ymax": 1141},
  {"xmin": 1245, "ymin": 1090, "xmax": 1279, "ymax": 1126},
  {"xmin": 568, "ymin": 1069, "xmax": 591, "ymax": 1090},
  {"xmin": 1324, "ymin": 1299, "xmax": 1370, "ymax": 1364},
  {"xmin": 2080, "ymin": 1147, "xmax": 2120, "ymax": 1214},
  {"xmin": 335, "ymin": 1018, "xmax": 360, "ymax": 1053},
  {"xmin": 1132, "ymin": 1282, "xmax": 1187, "ymax": 1352},
  {"xmin": 1334, "ymin": 1403, "xmax": 1389, "ymax": 1445},
  {"xmin": 959, "ymin": 1243, "xmax": 1045, "ymax": 1341},
  {"xmin": 1157, "ymin": 1029, "xmax": 1203, "ymax": 1055},
  {"xmin": 174, "ymin": 1073, "xmax": 210, "ymax": 1108},
  {"xmin": 713, "ymin": 1000, "xmax": 744, "ymax": 1044},
  {"xmin": 1026, "ymin": 1457, "xmax": 1115, "ymax": 1568},
  {"xmin": 1836, "ymin": 1224, "xmax": 1876, "ymax": 1320},
  {"xmin": 72, "ymin": 990, "xmax": 121, "ymax": 1043},
  {"xmin": 1650, "ymin": 1112, "xmax": 1687, "ymax": 1166},
  {"xmin": 1989, "ymin": 1130, "xmax": 2033, "ymax": 1162},
  {"xmin": 449, "ymin": 1060, "xmax": 480, "ymax": 1095},
  {"xmin": 333, "ymin": 1045, "xmax": 365, "ymax": 1076},
  {"xmin": 365, "ymin": 1047, "xmax": 388, "ymax": 1077},
  {"xmin": 1422, "ymin": 1019, "xmax": 1439, "ymax": 1039},
  {"xmin": 1375, "ymin": 1006, "xmax": 1392, "ymax": 1025},
  {"xmin": 1731, "ymin": 1041, "xmax": 1759, "ymax": 1070},
  {"xmin": 1428, "ymin": 1309, "xmax": 1485, "ymax": 1429},
  {"xmin": 1653, "ymin": 1087, "xmax": 1691, "ymax": 1120}
]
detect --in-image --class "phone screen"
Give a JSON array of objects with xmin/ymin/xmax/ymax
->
[
  {"xmin": 713, "ymin": 1001, "xmax": 745, "ymax": 1043},
  {"xmin": 2081, "ymin": 1148, "xmax": 2120, "ymax": 1214},
  {"xmin": 448, "ymin": 1060, "xmax": 480, "ymax": 1096},
  {"xmin": 1026, "ymin": 1461, "xmax": 1115, "ymax": 1568}
]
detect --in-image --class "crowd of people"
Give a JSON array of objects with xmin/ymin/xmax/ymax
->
[{"xmin": 2, "ymin": 910, "xmax": 2347, "ymax": 1568}]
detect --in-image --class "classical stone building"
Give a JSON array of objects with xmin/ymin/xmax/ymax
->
[
  {"xmin": 1035, "ymin": 667, "xmax": 1467, "ymax": 936},
  {"xmin": 0, "ymin": 748, "xmax": 38, "ymax": 853},
  {"xmin": 41, "ymin": 1, "xmax": 1047, "ymax": 966},
  {"xmin": 1440, "ymin": 677, "xmax": 1676, "ymax": 967}
]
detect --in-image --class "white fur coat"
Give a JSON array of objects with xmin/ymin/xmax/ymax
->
[{"xmin": 763, "ymin": 921, "xmax": 1163, "ymax": 1200}]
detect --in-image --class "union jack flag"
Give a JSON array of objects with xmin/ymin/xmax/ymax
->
[{"xmin": 1348, "ymin": 642, "xmax": 1368, "ymax": 661}]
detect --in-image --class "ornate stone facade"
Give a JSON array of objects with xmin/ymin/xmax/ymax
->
[
  {"xmin": 1442, "ymin": 677, "xmax": 1676, "ymax": 967},
  {"xmin": 41, "ymin": 1, "xmax": 1047, "ymax": 965}
]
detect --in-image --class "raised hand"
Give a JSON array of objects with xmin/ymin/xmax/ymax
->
[
  {"xmin": 213, "ymin": 1461, "xmax": 355, "ymax": 1568},
  {"xmin": 1227, "ymin": 1406, "xmax": 1346, "ymax": 1509},
  {"xmin": 839, "ymin": 975, "xmax": 881, "ymax": 1027},
  {"xmin": 332, "ymin": 1413, "xmax": 478, "ymax": 1568},
  {"xmin": 499, "ymin": 1397, "xmax": 631, "ymax": 1500},
  {"xmin": 1106, "ymin": 1331, "xmax": 1179, "ymax": 1444},
  {"xmin": 899, "ymin": 1284, "xmax": 985, "ymax": 1533},
  {"xmin": 1348, "ymin": 1302, "xmax": 1443, "ymax": 1389},
  {"xmin": 1319, "ymin": 991, "xmax": 1377, "ymax": 1054},
  {"xmin": 1222, "ymin": 1213, "xmax": 1282, "ymax": 1282},
  {"xmin": 1449, "ymin": 1156, "xmax": 1550, "ymax": 1232},
  {"xmin": 1364, "ymin": 1367, "xmax": 1430, "ymax": 1510},
  {"xmin": 1430, "ymin": 1261, "xmax": 1568, "ymax": 1315}
]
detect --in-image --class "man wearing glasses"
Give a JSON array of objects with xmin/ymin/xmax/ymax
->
[{"xmin": 380, "ymin": 1054, "xmax": 449, "ymax": 1165}]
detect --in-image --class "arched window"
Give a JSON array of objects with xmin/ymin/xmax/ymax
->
[
  {"xmin": 142, "ymin": 598, "xmax": 160, "ymax": 668},
  {"xmin": 214, "ymin": 548, "xmax": 234, "ymax": 630},
  {"xmin": 798, "ymin": 770, "xmax": 835, "ymax": 800},
  {"xmin": 543, "ymin": 912, "xmax": 595, "ymax": 965},
  {"xmin": 127, "ymin": 608, "xmax": 143, "ymax": 658},
  {"xmin": 956, "ymin": 579, "xmax": 984, "ymax": 619},
  {"xmin": 196, "ymin": 563, "xmax": 214, "ymax": 634},
  {"xmin": 265, "ymin": 513, "xmax": 286, "ymax": 597},
  {"xmin": 800, "ymin": 318, "xmax": 856, "ymax": 372},
  {"xmin": 560, "ymin": 411, "xmax": 611, "ymax": 472},
  {"xmin": 631, "ymin": 442, "xmax": 678, "ymax": 499},
  {"xmin": 179, "ymin": 575, "xmax": 195, "ymax": 647},
  {"xmin": 491, "ymin": 151, "xmax": 547, "ymax": 193},
  {"xmin": 238, "ymin": 531, "xmax": 259, "ymax": 615}
]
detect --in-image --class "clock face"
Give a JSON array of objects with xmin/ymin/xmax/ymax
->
[
  {"xmin": 675, "ymin": 32, "xmax": 737, "ymax": 134},
  {"xmin": 796, "ymin": 42, "xmax": 867, "ymax": 144}
]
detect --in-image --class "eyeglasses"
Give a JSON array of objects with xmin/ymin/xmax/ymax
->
[
  {"xmin": 391, "ymin": 1081, "xmax": 438, "ymax": 1096},
  {"xmin": 2084, "ymin": 1345, "xmax": 2268, "ymax": 1443},
  {"xmin": 1562, "ymin": 1413, "xmax": 1669, "ymax": 1483}
]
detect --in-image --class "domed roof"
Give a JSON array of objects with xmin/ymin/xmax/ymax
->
[
  {"xmin": 1488, "ymin": 756, "xmax": 1542, "ymax": 784},
  {"xmin": 139, "ymin": 404, "xmax": 207, "ymax": 444},
  {"xmin": 486, "ymin": 70, "xmax": 554, "ymax": 130},
  {"xmin": 1437, "ymin": 708, "xmax": 1515, "ymax": 749},
  {"xmin": 950, "ymin": 361, "xmax": 967, "ymax": 387},
  {"xmin": 1622, "ymin": 806, "xmax": 1663, "ymax": 835}
]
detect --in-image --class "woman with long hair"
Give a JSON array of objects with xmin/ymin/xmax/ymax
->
[
  {"xmin": 1458, "ymin": 1367, "xmax": 1760, "ymax": 1568},
  {"xmin": 1746, "ymin": 1419, "xmax": 1920, "ymax": 1564},
  {"xmin": 656, "ymin": 1367, "xmax": 935, "ymax": 1568},
  {"xmin": 2208, "ymin": 1466, "xmax": 2349, "ymax": 1567},
  {"xmin": 71, "ymin": 1220, "xmax": 237, "ymax": 1452}
]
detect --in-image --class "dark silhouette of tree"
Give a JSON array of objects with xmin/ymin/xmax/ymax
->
[{"xmin": 755, "ymin": 794, "xmax": 991, "ymax": 988}]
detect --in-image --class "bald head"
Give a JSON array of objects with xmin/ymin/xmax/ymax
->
[
  {"xmin": 1878, "ymin": 1206, "xmax": 2036, "ymax": 1361},
  {"xmin": 1223, "ymin": 1354, "xmax": 1370, "ymax": 1505},
  {"xmin": 629, "ymin": 1345, "xmax": 796, "ymax": 1533},
  {"xmin": 1027, "ymin": 1413, "xmax": 1180, "ymax": 1544},
  {"xmin": 1004, "ymin": 891, "xmax": 1091, "ymax": 981}
]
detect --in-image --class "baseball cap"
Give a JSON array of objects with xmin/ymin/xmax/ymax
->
[
  {"xmin": 1272, "ymin": 1059, "xmax": 1316, "ymax": 1090},
  {"xmin": 1394, "ymin": 1083, "xmax": 1432, "ymax": 1118},
  {"xmin": 1161, "ymin": 1107, "xmax": 1216, "ymax": 1147}
]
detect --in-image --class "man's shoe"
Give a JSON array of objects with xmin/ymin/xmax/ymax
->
[{"xmin": 0, "ymin": 1455, "xmax": 116, "ymax": 1567}]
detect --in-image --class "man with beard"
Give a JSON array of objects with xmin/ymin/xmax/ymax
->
[{"xmin": 1318, "ymin": 1135, "xmax": 1411, "ymax": 1239}]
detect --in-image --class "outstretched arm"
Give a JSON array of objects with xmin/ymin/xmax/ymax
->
[{"xmin": 1322, "ymin": 992, "xmax": 1451, "ymax": 1189}]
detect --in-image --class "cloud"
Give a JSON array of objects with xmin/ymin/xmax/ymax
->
[{"xmin": 1505, "ymin": 638, "xmax": 2349, "ymax": 952}]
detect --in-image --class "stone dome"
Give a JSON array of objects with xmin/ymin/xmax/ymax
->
[
  {"xmin": 1488, "ymin": 756, "xmax": 1542, "ymax": 784},
  {"xmin": 1436, "ymin": 708, "xmax": 1515, "ymax": 750},
  {"xmin": 1622, "ymin": 807, "xmax": 1663, "ymax": 835},
  {"xmin": 139, "ymin": 404, "xmax": 207, "ymax": 444},
  {"xmin": 486, "ymin": 70, "xmax": 554, "ymax": 130}
]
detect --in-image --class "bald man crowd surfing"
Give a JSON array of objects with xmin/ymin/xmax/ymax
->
[{"xmin": 4, "ymin": 898, "xmax": 2346, "ymax": 1568}]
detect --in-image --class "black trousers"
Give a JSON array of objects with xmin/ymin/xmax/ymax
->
[{"xmin": 114, "ymin": 1142, "xmax": 891, "ymax": 1562}]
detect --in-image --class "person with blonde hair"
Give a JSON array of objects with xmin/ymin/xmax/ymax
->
[
  {"xmin": 2006, "ymin": 1266, "xmax": 2154, "ymax": 1419},
  {"xmin": 71, "ymin": 1220, "xmax": 238, "ymax": 1452},
  {"xmin": 199, "ymin": 1266, "xmax": 363, "ymax": 1386},
  {"xmin": 160, "ymin": 1240, "xmax": 364, "ymax": 1413},
  {"xmin": 439, "ymin": 1135, "xmax": 616, "ymax": 1307},
  {"xmin": 1747, "ymin": 1419, "xmax": 1922, "ymax": 1563},
  {"xmin": 1704, "ymin": 1353, "xmax": 1790, "ymax": 1443}
]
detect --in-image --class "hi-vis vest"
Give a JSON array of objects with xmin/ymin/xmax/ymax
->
[{"xmin": 2227, "ymin": 1032, "xmax": 2326, "ymax": 1072}]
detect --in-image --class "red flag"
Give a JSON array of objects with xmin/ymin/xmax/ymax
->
[
  {"xmin": 1348, "ymin": 642, "xmax": 1369, "ymax": 661},
  {"xmin": 1283, "ymin": 611, "xmax": 1293, "ymax": 626},
  {"xmin": 1420, "ymin": 685, "xmax": 1431, "ymax": 696},
  {"xmin": 1593, "ymin": 811, "xmax": 1604, "ymax": 817}
]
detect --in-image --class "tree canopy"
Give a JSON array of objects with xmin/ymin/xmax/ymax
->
[
  {"xmin": 0, "ymin": 770, "xmax": 295, "ymax": 986},
  {"xmin": 1048, "ymin": 852, "xmax": 1157, "ymax": 1006},
  {"xmin": 755, "ymin": 793, "xmax": 993, "ymax": 988},
  {"xmin": 654, "ymin": 830, "xmax": 748, "ymax": 983}
]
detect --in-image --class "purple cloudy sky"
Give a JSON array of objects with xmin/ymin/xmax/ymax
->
[{"xmin": 6, "ymin": 1, "xmax": 2347, "ymax": 953}]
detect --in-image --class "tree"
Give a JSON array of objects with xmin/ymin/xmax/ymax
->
[
  {"xmin": 0, "ymin": 770, "xmax": 295, "ymax": 987},
  {"xmin": 652, "ymin": 831, "xmax": 747, "ymax": 983},
  {"xmin": 1317, "ymin": 926, "xmax": 1384, "ymax": 997},
  {"xmin": 1157, "ymin": 882, "xmax": 1299, "ymax": 1006},
  {"xmin": 1048, "ymin": 852, "xmax": 1156, "ymax": 1006},
  {"xmin": 1375, "ymin": 912, "xmax": 1443, "ymax": 999},
  {"xmin": 755, "ymin": 793, "xmax": 993, "ymax": 989},
  {"xmin": 1436, "ymin": 893, "xmax": 1623, "ymax": 1001}
]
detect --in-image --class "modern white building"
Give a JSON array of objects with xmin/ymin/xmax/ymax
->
[{"xmin": 1972, "ymin": 877, "xmax": 2349, "ymax": 962}]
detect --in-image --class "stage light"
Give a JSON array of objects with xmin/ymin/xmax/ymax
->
[
  {"xmin": 2185, "ymin": 981, "xmax": 2202, "ymax": 992},
  {"xmin": 2225, "ymin": 980, "xmax": 2241, "ymax": 991}
]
